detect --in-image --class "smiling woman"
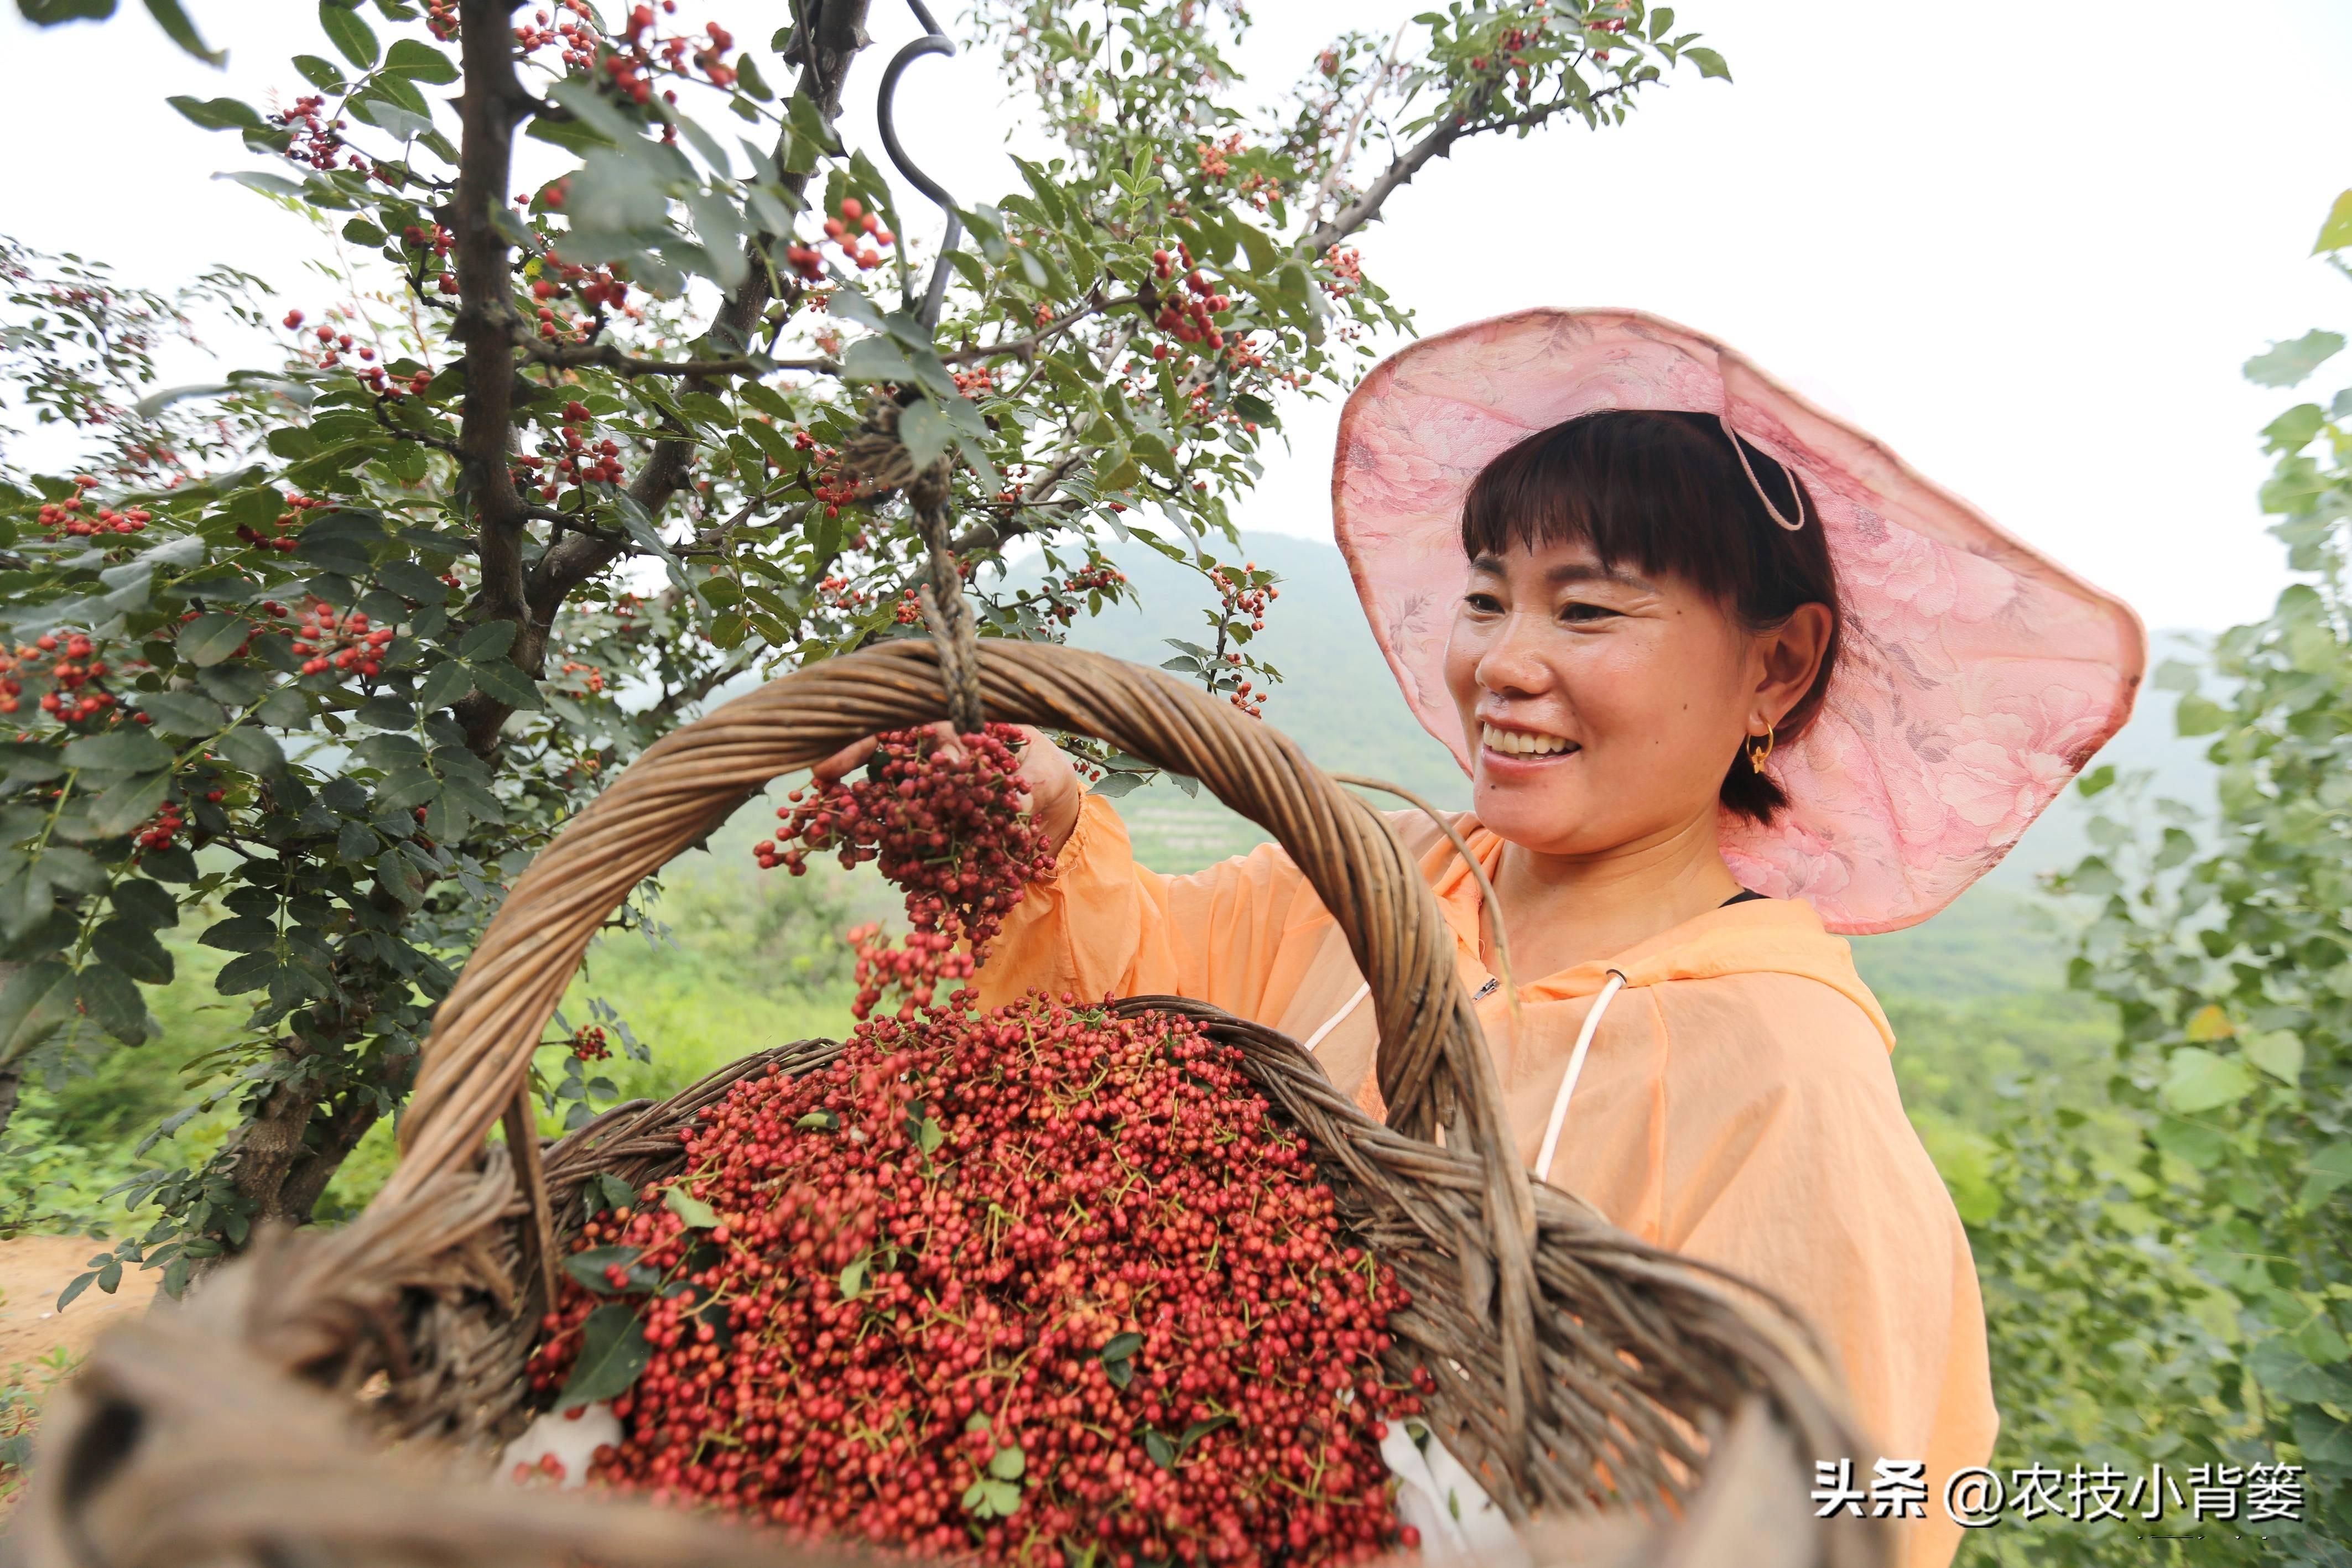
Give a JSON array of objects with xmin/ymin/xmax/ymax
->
[{"xmin": 954, "ymin": 309, "xmax": 2147, "ymax": 1568}]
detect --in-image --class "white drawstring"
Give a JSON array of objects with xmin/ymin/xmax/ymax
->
[
  {"xmin": 1532, "ymin": 970, "xmax": 1626, "ymax": 1182},
  {"xmin": 1300, "ymin": 981, "xmax": 1371, "ymax": 1054}
]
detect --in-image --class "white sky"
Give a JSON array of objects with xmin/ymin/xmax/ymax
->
[{"xmin": 7, "ymin": 0, "xmax": 2349, "ymax": 633}]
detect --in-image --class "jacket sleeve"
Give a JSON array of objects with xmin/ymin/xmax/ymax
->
[
  {"xmin": 1652, "ymin": 976, "xmax": 1999, "ymax": 1568},
  {"xmin": 972, "ymin": 793, "xmax": 1326, "ymax": 1018}
]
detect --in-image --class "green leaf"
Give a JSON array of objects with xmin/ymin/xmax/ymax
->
[
  {"xmin": 468, "ymin": 655, "xmax": 543, "ymax": 710},
  {"xmin": 1094, "ymin": 446, "xmax": 1140, "ymax": 493},
  {"xmin": 898, "ymin": 396, "xmax": 953, "ymax": 472},
  {"xmin": 960, "ymin": 1476, "xmax": 1022, "ymax": 1519},
  {"xmin": 456, "ymin": 619, "xmax": 518, "ymax": 659},
  {"xmin": 109, "ymin": 878, "xmax": 180, "ymax": 931},
  {"xmin": 563, "ymin": 1245, "xmax": 647, "ymax": 1293},
  {"xmin": 2173, "ymin": 694, "xmax": 2228, "ymax": 736},
  {"xmin": 2244, "ymin": 330, "xmax": 2345, "ymax": 389},
  {"xmin": 142, "ymin": 0, "xmax": 225, "ymax": 63},
  {"xmin": 76, "ymin": 963, "xmax": 147, "ymax": 1044},
  {"xmin": 988, "ymin": 1442, "xmax": 1026, "ymax": 1480},
  {"xmin": 1100, "ymin": 1331, "xmax": 1143, "ymax": 1364},
  {"xmin": 1178, "ymin": 1414, "xmax": 1234, "ymax": 1450},
  {"xmin": 2262, "ymin": 403, "xmax": 2327, "ymax": 455},
  {"xmin": 842, "ymin": 336, "xmax": 920, "ymax": 384},
  {"xmin": 735, "ymin": 51, "xmax": 772, "ymax": 100},
  {"xmin": 556, "ymin": 1303, "xmax": 651, "ymax": 1409},
  {"xmin": 586, "ymin": 1171, "xmax": 637, "ymax": 1216},
  {"xmin": 318, "ymin": 0, "xmax": 379, "ymax": 68},
  {"xmin": 526, "ymin": 114, "xmax": 617, "ymax": 155},
  {"xmin": 384, "ymin": 36, "xmax": 457, "ymax": 82},
  {"xmin": 1682, "ymin": 46, "xmax": 1731, "ymax": 79},
  {"xmin": 91, "ymin": 920, "xmax": 172, "ymax": 986},
  {"xmin": 180, "ymin": 611, "xmax": 249, "ymax": 666},
  {"xmin": 292, "ymin": 53, "xmax": 346, "ymax": 90},
  {"xmin": 215, "ymin": 170, "xmax": 311, "ymax": 200},
  {"xmin": 1144, "ymin": 1429, "xmax": 1177, "ymax": 1470},
  {"xmin": 664, "ymin": 1187, "xmax": 719, "ymax": 1228},
  {"xmin": 839, "ymin": 1254, "xmax": 868, "ymax": 1299},
  {"xmin": 0, "ymin": 960, "xmax": 77, "ymax": 1067},
  {"xmin": 212, "ymin": 727, "xmax": 287, "ymax": 775},
  {"xmin": 88, "ymin": 771, "xmax": 171, "ymax": 838},
  {"xmin": 2242, "ymin": 1029, "xmax": 2304, "ymax": 1085},
  {"xmin": 2158, "ymin": 1046, "xmax": 2256, "ymax": 1114},
  {"xmin": 2313, "ymin": 189, "xmax": 2352, "ymax": 254},
  {"xmin": 17, "ymin": 0, "xmax": 115, "ymax": 26},
  {"xmin": 415, "ymin": 658, "xmax": 476, "ymax": 713},
  {"xmin": 63, "ymin": 729, "xmax": 173, "ymax": 775},
  {"xmin": 136, "ymin": 691, "xmax": 229, "ymax": 737},
  {"xmin": 2302, "ymin": 1140, "xmax": 2352, "ymax": 1207},
  {"xmin": 166, "ymin": 95, "xmax": 264, "ymax": 132},
  {"xmin": 795, "ymin": 1109, "xmax": 837, "ymax": 1131}
]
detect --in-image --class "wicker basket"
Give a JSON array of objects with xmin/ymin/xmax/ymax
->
[{"xmin": 6, "ymin": 638, "xmax": 1883, "ymax": 1568}]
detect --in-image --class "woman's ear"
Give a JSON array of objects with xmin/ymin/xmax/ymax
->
[{"xmin": 1755, "ymin": 602, "xmax": 1834, "ymax": 727}]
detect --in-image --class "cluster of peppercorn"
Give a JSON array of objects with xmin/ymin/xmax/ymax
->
[
  {"xmin": 289, "ymin": 601, "xmax": 394, "ymax": 678},
  {"xmin": 530, "ymin": 994, "xmax": 1419, "ymax": 1566},
  {"xmin": 567, "ymin": 1023, "xmax": 612, "ymax": 1061},
  {"xmin": 3, "ymin": 633, "xmax": 119, "ymax": 723},
  {"xmin": 275, "ymin": 92, "xmax": 352, "ymax": 173},
  {"xmin": 786, "ymin": 195, "xmax": 896, "ymax": 283},
  {"xmin": 131, "ymin": 800, "xmax": 188, "ymax": 853},
  {"xmin": 586, "ymin": 3, "xmax": 735, "ymax": 107},
  {"xmin": 1149, "ymin": 242, "xmax": 1232, "ymax": 354},
  {"xmin": 513, "ymin": 400, "xmax": 626, "ymax": 498},
  {"xmin": 230, "ymin": 482, "xmax": 325, "ymax": 553},
  {"xmin": 1013, "ymin": 560, "xmax": 1128, "ymax": 631},
  {"xmin": 397, "ymin": 223, "xmax": 462, "ymax": 298},
  {"xmin": 1209, "ymin": 562, "xmax": 1277, "ymax": 717},
  {"xmin": 33, "ymin": 475, "xmax": 150, "ymax": 539},
  {"xmin": 752, "ymin": 726, "xmax": 1054, "ymax": 1020},
  {"xmin": 1320, "ymin": 247, "xmax": 1364, "ymax": 302},
  {"xmin": 514, "ymin": 0, "xmax": 613, "ymax": 69}
]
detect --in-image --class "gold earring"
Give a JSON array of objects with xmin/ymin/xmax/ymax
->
[{"xmin": 1747, "ymin": 720, "xmax": 1775, "ymax": 774}]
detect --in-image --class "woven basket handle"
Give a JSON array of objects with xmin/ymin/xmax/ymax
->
[{"xmin": 371, "ymin": 639, "xmax": 1543, "ymax": 1424}]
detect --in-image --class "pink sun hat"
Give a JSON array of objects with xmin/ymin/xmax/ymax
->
[{"xmin": 1330, "ymin": 308, "xmax": 2147, "ymax": 935}]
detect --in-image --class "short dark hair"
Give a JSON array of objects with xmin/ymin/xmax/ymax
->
[{"xmin": 1458, "ymin": 409, "xmax": 1842, "ymax": 823}]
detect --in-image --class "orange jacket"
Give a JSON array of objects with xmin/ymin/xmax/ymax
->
[{"xmin": 977, "ymin": 795, "xmax": 1998, "ymax": 1568}]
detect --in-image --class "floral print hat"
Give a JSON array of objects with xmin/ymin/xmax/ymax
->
[{"xmin": 1330, "ymin": 308, "xmax": 2146, "ymax": 935}]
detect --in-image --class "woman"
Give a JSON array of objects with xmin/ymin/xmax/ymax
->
[{"xmin": 825, "ymin": 312, "xmax": 2146, "ymax": 1568}]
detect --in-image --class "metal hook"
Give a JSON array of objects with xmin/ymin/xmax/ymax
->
[{"xmin": 875, "ymin": 0, "xmax": 962, "ymax": 330}]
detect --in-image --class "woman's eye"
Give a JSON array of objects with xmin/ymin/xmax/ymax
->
[
  {"xmin": 1463, "ymin": 591, "xmax": 1503, "ymax": 613},
  {"xmin": 1558, "ymin": 600, "xmax": 1618, "ymax": 623}
]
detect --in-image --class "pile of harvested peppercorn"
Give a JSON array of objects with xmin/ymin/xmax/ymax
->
[
  {"xmin": 752, "ymin": 725, "xmax": 1055, "ymax": 1020},
  {"xmin": 529, "ymin": 992, "xmax": 1423, "ymax": 1566}
]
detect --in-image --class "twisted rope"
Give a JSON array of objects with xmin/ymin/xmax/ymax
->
[{"xmin": 838, "ymin": 394, "xmax": 984, "ymax": 733}]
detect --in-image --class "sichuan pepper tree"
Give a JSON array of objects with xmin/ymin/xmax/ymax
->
[{"xmin": 0, "ymin": 0, "xmax": 1730, "ymax": 1296}]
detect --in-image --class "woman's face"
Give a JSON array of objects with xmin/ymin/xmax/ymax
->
[{"xmin": 1442, "ymin": 537, "xmax": 1827, "ymax": 858}]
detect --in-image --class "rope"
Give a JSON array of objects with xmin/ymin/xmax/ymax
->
[{"xmin": 839, "ymin": 394, "xmax": 985, "ymax": 732}]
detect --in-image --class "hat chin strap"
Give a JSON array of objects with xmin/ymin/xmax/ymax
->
[{"xmin": 1719, "ymin": 414, "xmax": 1808, "ymax": 532}]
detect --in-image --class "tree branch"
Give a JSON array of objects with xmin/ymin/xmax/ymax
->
[
  {"xmin": 1304, "ymin": 77, "xmax": 1633, "ymax": 256},
  {"xmin": 520, "ymin": 338, "xmax": 840, "ymax": 378},
  {"xmin": 449, "ymin": 0, "xmax": 542, "ymax": 754},
  {"xmin": 522, "ymin": 0, "xmax": 876, "ymax": 630}
]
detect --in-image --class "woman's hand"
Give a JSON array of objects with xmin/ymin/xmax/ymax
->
[{"xmin": 809, "ymin": 723, "xmax": 1087, "ymax": 857}]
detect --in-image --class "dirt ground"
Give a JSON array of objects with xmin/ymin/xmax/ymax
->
[{"xmin": 0, "ymin": 1233, "xmax": 161, "ymax": 1377}]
